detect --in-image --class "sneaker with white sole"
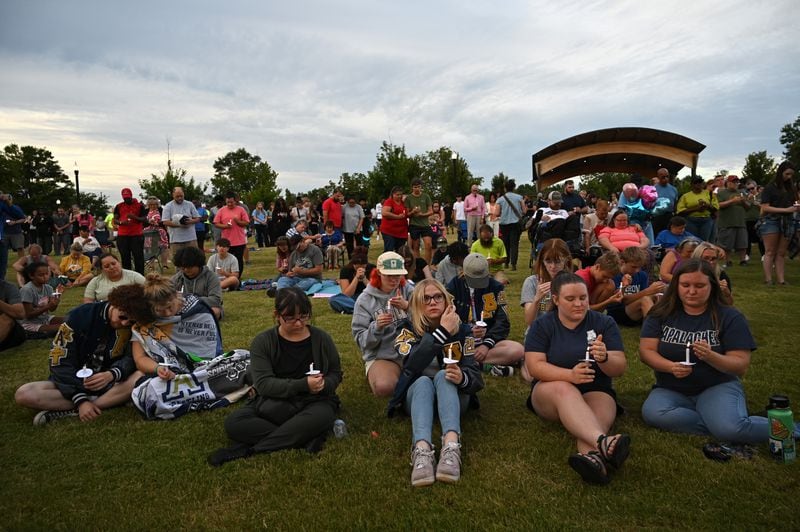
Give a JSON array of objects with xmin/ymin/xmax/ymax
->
[
  {"xmin": 489, "ymin": 364, "xmax": 514, "ymax": 377},
  {"xmin": 436, "ymin": 441, "xmax": 462, "ymax": 483},
  {"xmin": 410, "ymin": 445, "xmax": 436, "ymax": 487},
  {"xmin": 33, "ymin": 409, "xmax": 78, "ymax": 426}
]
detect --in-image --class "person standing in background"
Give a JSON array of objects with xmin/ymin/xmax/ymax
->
[
  {"xmin": 213, "ymin": 191, "xmax": 250, "ymax": 276},
  {"xmin": 463, "ymin": 185, "xmax": 486, "ymax": 248},
  {"xmin": 113, "ymin": 188, "xmax": 147, "ymax": 274},
  {"xmin": 193, "ymin": 199, "xmax": 209, "ymax": 252},
  {"xmin": 497, "ymin": 179, "xmax": 525, "ymax": 271}
]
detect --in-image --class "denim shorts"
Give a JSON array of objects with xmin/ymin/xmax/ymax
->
[{"xmin": 758, "ymin": 215, "xmax": 795, "ymax": 238}]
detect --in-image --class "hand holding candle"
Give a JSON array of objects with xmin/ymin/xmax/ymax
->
[
  {"xmin": 680, "ymin": 341, "xmax": 696, "ymax": 366},
  {"xmin": 306, "ymin": 363, "xmax": 321, "ymax": 375},
  {"xmin": 442, "ymin": 344, "xmax": 458, "ymax": 365}
]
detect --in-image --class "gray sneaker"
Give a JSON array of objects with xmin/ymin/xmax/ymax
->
[
  {"xmin": 33, "ymin": 409, "xmax": 78, "ymax": 426},
  {"xmin": 410, "ymin": 446, "xmax": 436, "ymax": 487},
  {"xmin": 435, "ymin": 441, "xmax": 462, "ymax": 483}
]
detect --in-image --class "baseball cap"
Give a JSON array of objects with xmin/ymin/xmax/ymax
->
[
  {"xmin": 726, "ymin": 175, "xmax": 740, "ymax": 183},
  {"xmin": 121, "ymin": 188, "xmax": 133, "ymax": 198},
  {"xmin": 376, "ymin": 252, "xmax": 407, "ymax": 275},
  {"xmin": 462, "ymin": 253, "xmax": 490, "ymax": 289},
  {"xmin": 436, "ymin": 236, "xmax": 448, "ymax": 248},
  {"xmin": 548, "ymin": 191, "xmax": 562, "ymax": 201}
]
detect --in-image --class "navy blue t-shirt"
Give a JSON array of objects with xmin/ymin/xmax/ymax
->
[
  {"xmin": 640, "ymin": 306, "xmax": 756, "ymax": 396},
  {"xmin": 607, "ymin": 270, "xmax": 650, "ymax": 315},
  {"xmin": 525, "ymin": 310, "xmax": 624, "ymax": 393}
]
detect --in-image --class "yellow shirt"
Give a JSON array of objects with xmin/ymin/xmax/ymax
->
[
  {"xmin": 60, "ymin": 255, "xmax": 91, "ymax": 281},
  {"xmin": 676, "ymin": 190, "xmax": 719, "ymax": 218}
]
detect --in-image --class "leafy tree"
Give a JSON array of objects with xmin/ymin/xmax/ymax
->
[
  {"xmin": 139, "ymin": 158, "xmax": 207, "ymax": 204},
  {"xmin": 417, "ymin": 147, "xmax": 473, "ymax": 201},
  {"xmin": 779, "ymin": 115, "xmax": 800, "ymax": 164},
  {"xmin": 579, "ymin": 172, "xmax": 632, "ymax": 201},
  {"xmin": 516, "ymin": 183, "xmax": 537, "ymax": 198},
  {"xmin": 337, "ymin": 172, "xmax": 369, "ymax": 201},
  {"xmin": 211, "ymin": 148, "xmax": 280, "ymax": 206},
  {"xmin": 0, "ymin": 144, "xmax": 77, "ymax": 213},
  {"xmin": 366, "ymin": 142, "xmax": 421, "ymax": 203},
  {"xmin": 741, "ymin": 151, "xmax": 776, "ymax": 185},
  {"xmin": 490, "ymin": 172, "xmax": 513, "ymax": 194},
  {"xmin": 79, "ymin": 191, "xmax": 112, "ymax": 217}
]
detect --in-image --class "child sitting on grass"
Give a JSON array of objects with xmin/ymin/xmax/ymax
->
[
  {"xmin": 20, "ymin": 262, "xmax": 64, "ymax": 338},
  {"xmin": 206, "ymin": 238, "xmax": 240, "ymax": 291},
  {"xmin": 574, "ymin": 252, "xmax": 623, "ymax": 312},
  {"xmin": 606, "ymin": 247, "xmax": 665, "ymax": 326}
]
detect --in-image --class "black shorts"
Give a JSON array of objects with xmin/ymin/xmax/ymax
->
[
  {"xmin": 409, "ymin": 226, "xmax": 435, "ymax": 241},
  {"xmin": 525, "ymin": 380, "xmax": 622, "ymax": 416},
  {"xmin": 606, "ymin": 306, "xmax": 642, "ymax": 327}
]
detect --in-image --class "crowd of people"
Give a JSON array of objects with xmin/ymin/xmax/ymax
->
[{"xmin": 6, "ymin": 160, "xmax": 800, "ymax": 487}]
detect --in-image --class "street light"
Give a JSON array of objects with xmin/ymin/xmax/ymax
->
[
  {"xmin": 451, "ymin": 151, "xmax": 458, "ymax": 185},
  {"xmin": 73, "ymin": 162, "xmax": 80, "ymax": 208}
]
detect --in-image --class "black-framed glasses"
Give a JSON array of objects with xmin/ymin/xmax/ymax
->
[
  {"xmin": 280, "ymin": 314, "xmax": 311, "ymax": 324},
  {"xmin": 423, "ymin": 293, "xmax": 445, "ymax": 304}
]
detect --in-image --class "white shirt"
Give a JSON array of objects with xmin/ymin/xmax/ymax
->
[
  {"xmin": 453, "ymin": 200, "xmax": 466, "ymax": 221},
  {"xmin": 374, "ymin": 203, "xmax": 382, "ymax": 220}
]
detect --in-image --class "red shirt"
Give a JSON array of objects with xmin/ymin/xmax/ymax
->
[
  {"xmin": 380, "ymin": 198, "xmax": 408, "ymax": 239},
  {"xmin": 322, "ymin": 197, "xmax": 343, "ymax": 229},
  {"xmin": 113, "ymin": 200, "xmax": 146, "ymax": 237},
  {"xmin": 575, "ymin": 266, "xmax": 597, "ymax": 294}
]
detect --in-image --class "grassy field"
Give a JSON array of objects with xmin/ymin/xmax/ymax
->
[{"xmin": 1, "ymin": 234, "xmax": 798, "ymax": 531}]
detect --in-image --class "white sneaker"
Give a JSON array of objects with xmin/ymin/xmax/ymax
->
[
  {"xmin": 435, "ymin": 441, "xmax": 462, "ymax": 483},
  {"xmin": 410, "ymin": 445, "xmax": 435, "ymax": 487}
]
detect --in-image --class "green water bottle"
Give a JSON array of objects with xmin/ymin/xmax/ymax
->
[{"xmin": 767, "ymin": 395, "xmax": 795, "ymax": 464}]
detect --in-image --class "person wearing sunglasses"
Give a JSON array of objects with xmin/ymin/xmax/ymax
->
[
  {"xmin": 14, "ymin": 288, "xmax": 140, "ymax": 426},
  {"xmin": 209, "ymin": 287, "xmax": 342, "ymax": 466}
]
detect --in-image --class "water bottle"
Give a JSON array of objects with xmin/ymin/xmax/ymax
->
[
  {"xmin": 767, "ymin": 395, "xmax": 796, "ymax": 463},
  {"xmin": 333, "ymin": 419, "xmax": 348, "ymax": 439}
]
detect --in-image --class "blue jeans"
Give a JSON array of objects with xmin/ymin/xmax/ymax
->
[
  {"xmin": 685, "ymin": 217, "xmax": 713, "ymax": 242},
  {"xmin": 642, "ymin": 380, "xmax": 799, "ymax": 443},
  {"xmin": 329, "ymin": 293, "xmax": 355, "ymax": 314},
  {"xmin": 275, "ymin": 276, "xmax": 318, "ymax": 292},
  {"xmin": 404, "ymin": 370, "xmax": 469, "ymax": 446}
]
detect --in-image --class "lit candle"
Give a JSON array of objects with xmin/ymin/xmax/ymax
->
[
  {"xmin": 309, "ymin": 363, "xmax": 314, "ymax": 373},
  {"xmin": 685, "ymin": 342, "xmax": 691, "ymax": 364}
]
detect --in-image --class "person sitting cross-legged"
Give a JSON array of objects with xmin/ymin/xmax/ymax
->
[
  {"xmin": 14, "ymin": 287, "xmax": 141, "ymax": 425},
  {"xmin": 275, "ymin": 234, "xmax": 323, "ymax": 293},
  {"xmin": 574, "ymin": 252, "xmax": 623, "ymax": 312},
  {"xmin": 206, "ymin": 238, "xmax": 241, "ymax": 291},
  {"xmin": 172, "ymin": 246, "xmax": 224, "ymax": 320},
  {"xmin": 12, "ymin": 244, "xmax": 60, "ymax": 288},
  {"xmin": 606, "ymin": 247, "xmax": 665, "ymax": 327},
  {"xmin": 447, "ymin": 253, "xmax": 525, "ymax": 379},
  {"xmin": 19, "ymin": 262, "xmax": 65, "ymax": 339}
]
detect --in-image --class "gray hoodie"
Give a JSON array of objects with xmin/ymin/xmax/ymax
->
[
  {"xmin": 171, "ymin": 267, "xmax": 223, "ymax": 310},
  {"xmin": 351, "ymin": 282, "xmax": 414, "ymax": 365}
]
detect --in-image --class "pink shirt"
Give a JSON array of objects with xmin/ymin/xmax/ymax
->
[
  {"xmin": 464, "ymin": 193, "xmax": 486, "ymax": 217},
  {"xmin": 598, "ymin": 226, "xmax": 644, "ymax": 252},
  {"xmin": 214, "ymin": 206, "xmax": 250, "ymax": 246}
]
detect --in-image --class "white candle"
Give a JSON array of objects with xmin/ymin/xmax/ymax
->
[
  {"xmin": 685, "ymin": 342, "xmax": 691, "ymax": 364},
  {"xmin": 309, "ymin": 363, "xmax": 314, "ymax": 373},
  {"xmin": 386, "ymin": 298, "xmax": 392, "ymax": 311}
]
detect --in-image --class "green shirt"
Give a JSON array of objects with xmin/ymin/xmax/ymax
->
[
  {"xmin": 716, "ymin": 188, "xmax": 746, "ymax": 228},
  {"xmin": 470, "ymin": 237, "xmax": 507, "ymax": 272},
  {"xmin": 404, "ymin": 193, "xmax": 432, "ymax": 228}
]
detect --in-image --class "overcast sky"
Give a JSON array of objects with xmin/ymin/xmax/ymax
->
[{"xmin": 1, "ymin": 0, "xmax": 798, "ymax": 203}]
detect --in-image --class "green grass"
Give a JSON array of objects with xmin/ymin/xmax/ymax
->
[{"xmin": 1, "ymin": 236, "xmax": 799, "ymax": 531}]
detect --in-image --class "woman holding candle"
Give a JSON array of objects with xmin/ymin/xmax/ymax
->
[
  {"xmin": 524, "ymin": 272, "xmax": 629, "ymax": 485},
  {"xmin": 209, "ymin": 287, "xmax": 342, "ymax": 466},
  {"xmin": 521, "ymin": 238, "xmax": 573, "ymax": 331},
  {"xmin": 758, "ymin": 161, "xmax": 799, "ymax": 285},
  {"xmin": 638, "ymin": 259, "xmax": 793, "ymax": 443},
  {"xmin": 387, "ymin": 279, "xmax": 484, "ymax": 487},
  {"xmin": 351, "ymin": 251, "xmax": 413, "ymax": 397}
]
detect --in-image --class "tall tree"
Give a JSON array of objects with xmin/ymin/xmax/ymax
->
[
  {"xmin": 337, "ymin": 172, "xmax": 369, "ymax": 200},
  {"xmin": 366, "ymin": 142, "xmax": 421, "ymax": 203},
  {"xmin": 0, "ymin": 144, "xmax": 76, "ymax": 213},
  {"xmin": 211, "ymin": 148, "xmax": 280, "ymax": 205},
  {"xmin": 741, "ymin": 151, "xmax": 776, "ymax": 185},
  {"xmin": 139, "ymin": 158, "xmax": 207, "ymax": 204},
  {"xmin": 779, "ymin": 115, "xmax": 800, "ymax": 164},
  {"xmin": 490, "ymin": 172, "xmax": 512, "ymax": 194},
  {"xmin": 579, "ymin": 172, "xmax": 631, "ymax": 201},
  {"xmin": 417, "ymin": 146, "xmax": 473, "ymax": 201}
]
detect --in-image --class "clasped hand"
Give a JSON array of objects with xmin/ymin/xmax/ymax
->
[{"xmin": 307, "ymin": 374, "xmax": 324, "ymax": 394}]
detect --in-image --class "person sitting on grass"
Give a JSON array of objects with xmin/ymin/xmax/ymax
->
[
  {"xmin": 329, "ymin": 248, "xmax": 375, "ymax": 314},
  {"xmin": 59, "ymin": 242, "xmax": 94, "ymax": 287},
  {"xmin": 659, "ymin": 237, "xmax": 701, "ymax": 284},
  {"xmin": 14, "ymin": 287, "xmax": 140, "ymax": 425},
  {"xmin": 654, "ymin": 216, "xmax": 697, "ymax": 249},
  {"xmin": 12, "ymin": 244, "xmax": 60, "ymax": 288},
  {"xmin": 0, "ymin": 277, "xmax": 26, "ymax": 352},
  {"xmin": 447, "ymin": 253, "xmax": 525, "ymax": 379},
  {"xmin": 639, "ymin": 259, "xmax": 800, "ymax": 443},
  {"xmin": 208, "ymin": 287, "xmax": 342, "ymax": 466},
  {"xmin": 524, "ymin": 272, "xmax": 630, "ymax": 485},
  {"xmin": 521, "ymin": 238, "xmax": 573, "ymax": 333},
  {"xmin": 206, "ymin": 238, "xmax": 240, "ymax": 291},
  {"xmin": 72, "ymin": 225, "xmax": 102, "ymax": 267},
  {"xmin": 606, "ymin": 247, "xmax": 666, "ymax": 327},
  {"xmin": 318, "ymin": 220, "xmax": 345, "ymax": 270},
  {"xmin": 274, "ymin": 235, "xmax": 292, "ymax": 278},
  {"xmin": 574, "ymin": 252, "xmax": 623, "ymax": 312},
  {"xmin": 433, "ymin": 241, "xmax": 469, "ymax": 287},
  {"xmin": 171, "ymin": 246, "xmax": 224, "ymax": 321},
  {"xmin": 351, "ymin": 251, "xmax": 413, "ymax": 397},
  {"xmin": 387, "ymin": 279, "xmax": 484, "ymax": 487},
  {"xmin": 275, "ymin": 234, "xmax": 323, "ymax": 293},
  {"xmin": 692, "ymin": 242, "xmax": 733, "ymax": 305},
  {"xmin": 83, "ymin": 253, "xmax": 145, "ymax": 303},
  {"xmin": 19, "ymin": 262, "xmax": 64, "ymax": 339},
  {"xmin": 469, "ymin": 224, "xmax": 508, "ymax": 285}
]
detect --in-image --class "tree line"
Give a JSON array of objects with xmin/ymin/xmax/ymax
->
[{"xmin": 1, "ymin": 115, "xmax": 797, "ymax": 215}]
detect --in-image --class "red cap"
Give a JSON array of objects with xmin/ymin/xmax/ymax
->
[{"xmin": 121, "ymin": 188, "xmax": 133, "ymax": 198}]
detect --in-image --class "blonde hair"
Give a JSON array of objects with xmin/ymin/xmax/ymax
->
[
  {"xmin": 407, "ymin": 279, "xmax": 455, "ymax": 337},
  {"xmin": 692, "ymin": 243, "xmax": 723, "ymax": 279},
  {"xmin": 143, "ymin": 273, "xmax": 180, "ymax": 309}
]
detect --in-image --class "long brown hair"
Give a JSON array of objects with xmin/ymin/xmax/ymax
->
[
  {"xmin": 534, "ymin": 238, "xmax": 572, "ymax": 281},
  {"xmin": 649, "ymin": 259, "xmax": 724, "ymax": 330}
]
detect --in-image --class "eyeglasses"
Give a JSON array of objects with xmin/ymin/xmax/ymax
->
[
  {"xmin": 543, "ymin": 258, "xmax": 566, "ymax": 265},
  {"xmin": 423, "ymin": 293, "xmax": 445, "ymax": 304},
  {"xmin": 280, "ymin": 314, "xmax": 311, "ymax": 324}
]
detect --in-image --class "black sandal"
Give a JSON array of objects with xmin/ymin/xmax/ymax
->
[
  {"xmin": 568, "ymin": 451, "xmax": 610, "ymax": 485},
  {"xmin": 597, "ymin": 433, "xmax": 631, "ymax": 469}
]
